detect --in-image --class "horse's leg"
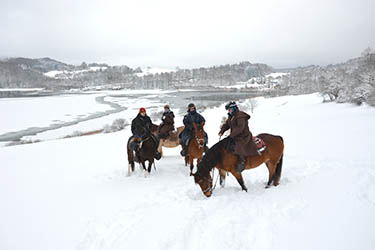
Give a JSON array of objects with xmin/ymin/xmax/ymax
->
[
  {"xmin": 231, "ymin": 171, "xmax": 248, "ymax": 192},
  {"xmin": 127, "ymin": 149, "xmax": 135, "ymax": 176},
  {"xmin": 128, "ymin": 160, "xmax": 135, "ymax": 176},
  {"xmin": 189, "ymin": 157, "xmax": 194, "ymax": 176},
  {"xmin": 141, "ymin": 161, "xmax": 147, "ymax": 171},
  {"xmin": 147, "ymin": 160, "xmax": 153, "ymax": 173},
  {"xmin": 265, "ymin": 162, "xmax": 277, "ymax": 188},
  {"xmin": 158, "ymin": 141, "xmax": 163, "ymax": 157},
  {"xmin": 219, "ymin": 168, "xmax": 227, "ymax": 188}
]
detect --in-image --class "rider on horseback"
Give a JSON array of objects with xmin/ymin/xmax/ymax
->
[
  {"xmin": 218, "ymin": 101, "xmax": 260, "ymax": 173},
  {"xmin": 179, "ymin": 103, "xmax": 208, "ymax": 156},
  {"xmin": 131, "ymin": 107, "xmax": 161, "ymax": 160},
  {"xmin": 158, "ymin": 104, "xmax": 175, "ymax": 139}
]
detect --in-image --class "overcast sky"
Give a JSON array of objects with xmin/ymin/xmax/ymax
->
[{"xmin": 1, "ymin": 0, "xmax": 374, "ymax": 69}]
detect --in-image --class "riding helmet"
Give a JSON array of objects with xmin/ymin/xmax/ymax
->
[
  {"xmin": 188, "ymin": 103, "xmax": 195, "ymax": 109},
  {"xmin": 225, "ymin": 101, "xmax": 237, "ymax": 110}
]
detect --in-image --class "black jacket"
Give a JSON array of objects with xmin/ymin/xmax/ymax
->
[
  {"xmin": 183, "ymin": 110, "xmax": 205, "ymax": 131},
  {"xmin": 131, "ymin": 114, "xmax": 153, "ymax": 137}
]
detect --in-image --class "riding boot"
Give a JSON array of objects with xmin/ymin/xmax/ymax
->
[
  {"xmin": 180, "ymin": 141, "xmax": 187, "ymax": 156},
  {"xmin": 236, "ymin": 155, "xmax": 246, "ymax": 173},
  {"xmin": 135, "ymin": 151, "xmax": 140, "ymax": 162},
  {"xmin": 155, "ymin": 151, "xmax": 162, "ymax": 160},
  {"xmin": 151, "ymin": 134, "xmax": 161, "ymax": 160}
]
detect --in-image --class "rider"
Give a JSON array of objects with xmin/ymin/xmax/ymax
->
[
  {"xmin": 218, "ymin": 101, "xmax": 259, "ymax": 173},
  {"xmin": 131, "ymin": 107, "xmax": 161, "ymax": 160},
  {"xmin": 158, "ymin": 104, "xmax": 175, "ymax": 139},
  {"xmin": 179, "ymin": 103, "xmax": 208, "ymax": 156}
]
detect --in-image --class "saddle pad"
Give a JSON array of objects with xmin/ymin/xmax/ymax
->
[{"xmin": 253, "ymin": 136, "xmax": 266, "ymax": 151}]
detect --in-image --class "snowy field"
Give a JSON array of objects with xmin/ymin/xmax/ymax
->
[
  {"xmin": 0, "ymin": 90, "xmax": 181, "ymax": 144},
  {"xmin": 0, "ymin": 94, "xmax": 111, "ymax": 135},
  {"xmin": 1, "ymin": 93, "xmax": 374, "ymax": 250}
]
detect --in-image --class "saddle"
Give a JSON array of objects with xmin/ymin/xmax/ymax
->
[
  {"xmin": 225, "ymin": 136, "xmax": 266, "ymax": 153},
  {"xmin": 128, "ymin": 136, "xmax": 141, "ymax": 151},
  {"xmin": 253, "ymin": 136, "xmax": 266, "ymax": 152},
  {"xmin": 167, "ymin": 130, "xmax": 179, "ymax": 141}
]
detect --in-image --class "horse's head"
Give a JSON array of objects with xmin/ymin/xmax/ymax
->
[
  {"xmin": 193, "ymin": 162, "xmax": 213, "ymax": 197},
  {"xmin": 193, "ymin": 122, "xmax": 205, "ymax": 148},
  {"xmin": 150, "ymin": 124, "xmax": 159, "ymax": 137}
]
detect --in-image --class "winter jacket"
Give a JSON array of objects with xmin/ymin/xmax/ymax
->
[
  {"xmin": 159, "ymin": 110, "xmax": 175, "ymax": 135},
  {"xmin": 219, "ymin": 110, "xmax": 258, "ymax": 156},
  {"xmin": 131, "ymin": 114, "xmax": 154, "ymax": 138}
]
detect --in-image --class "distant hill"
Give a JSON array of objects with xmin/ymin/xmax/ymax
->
[
  {"xmin": 277, "ymin": 50, "xmax": 375, "ymax": 106},
  {"xmin": 0, "ymin": 57, "xmax": 274, "ymax": 90},
  {"xmin": 2, "ymin": 57, "xmax": 75, "ymax": 73}
]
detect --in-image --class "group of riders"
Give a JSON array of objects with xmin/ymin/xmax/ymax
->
[{"xmin": 130, "ymin": 101, "xmax": 261, "ymax": 173}]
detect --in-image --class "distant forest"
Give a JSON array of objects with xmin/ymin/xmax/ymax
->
[{"xmin": 1, "ymin": 47, "xmax": 374, "ymax": 106}]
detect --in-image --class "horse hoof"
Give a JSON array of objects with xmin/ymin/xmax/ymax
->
[{"xmin": 265, "ymin": 185, "xmax": 270, "ymax": 189}]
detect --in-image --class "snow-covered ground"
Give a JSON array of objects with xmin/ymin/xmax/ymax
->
[
  {"xmin": 44, "ymin": 67, "xmax": 108, "ymax": 79},
  {"xmin": 265, "ymin": 72, "xmax": 289, "ymax": 78},
  {"xmin": 0, "ymin": 94, "xmax": 111, "ymax": 135},
  {"xmin": 218, "ymin": 72, "xmax": 287, "ymax": 90},
  {"xmin": 136, "ymin": 67, "xmax": 176, "ymax": 77},
  {"xmin": 0, "ymin": 90, "xmax": 180, "ymax": 144},
  {"xmin": 0, "ymin": 93, "xmax": 374, "ymax": 250}
]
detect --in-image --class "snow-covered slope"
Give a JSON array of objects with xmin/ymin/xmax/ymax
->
[{"xmin": 0, "ymin": 94, "xmax": 374, "ymax": 250}]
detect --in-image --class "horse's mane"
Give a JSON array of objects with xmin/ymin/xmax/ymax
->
[{"xmin": 195, "ymin": 137, "xmax": 232, "ymax": 177}]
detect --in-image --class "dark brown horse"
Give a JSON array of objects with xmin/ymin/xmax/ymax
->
[
  {"xmin": 127, "ymin": 134, "xmax": 158, "ymax": 176},
  {"xmin": 193, "ymin": 134, "xmax": 284, "ymax": 197},
  {"xmin": 185, "ymin": 122, "xmax": 205, "ymax": 175}
]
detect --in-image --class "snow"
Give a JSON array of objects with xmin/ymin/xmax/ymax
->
[
  {"xmin": 44, "ymin": 70, "xmax": 65, "ymax": 78},
  {"xmin": 0, "ymin": 88, "xmax": 45, "ymax": 92},
  {"xmin": 265, "ymin": 72, "xmax": 289, "ymax": 78},
  {"xmin": 0, "ymin": 94, "xmax": 111, "ymax": 135},
  {"xmin": 136, "ymin": 67, "xmax": 176, "ymax": 77},
  {"xmin": 0, "ymin": 93, "xmax": 374, "ymax": 250},
  {"xmin": 44, "ymin": 67, "xmax": 108, "ymax": 79}
]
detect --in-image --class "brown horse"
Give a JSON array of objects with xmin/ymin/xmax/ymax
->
[
  {"xmin": 152, "ymin": 126, "xmax": 184, "ymax": 157},
  {"xmin": 186, "ymin": 122, "xmax": 205, "ymax": 175},
  {"xmin": 127, "ymin": 135, "xmax": 158, "ymax": 176},
  {"xmin": 193, "ymin": 134, "xmax": 284, "ymax": 197}
]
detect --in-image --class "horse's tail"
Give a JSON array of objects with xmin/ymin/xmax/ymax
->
[{"xmin": 274, "ymin": 136, "xmax": 284, "ymax": 185}]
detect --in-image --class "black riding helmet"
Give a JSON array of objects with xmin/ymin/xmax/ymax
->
[
  {"xmin": 225, "ymin": 101, "xmax": 237, "ymax": 110},
  {"xmin": 188, "ymin": 103, "xmax": 195, "ymax": 108}
]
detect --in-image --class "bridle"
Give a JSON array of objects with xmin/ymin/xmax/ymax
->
[
  {"xmin": 195, "ymin": 136, "xmax": 205, "ymax": 149},
  {"xmin": 194, "ymin": 128, "xmax": 205, "ymax": 149},
  {"xmin": 199, "ymin": 169, "xmax": 220, "ymax": 194}
]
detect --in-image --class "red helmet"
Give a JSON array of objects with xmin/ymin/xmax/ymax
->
[{"xmin": 139, "ymin": 107, "xmax": 146, "ymax": 113}]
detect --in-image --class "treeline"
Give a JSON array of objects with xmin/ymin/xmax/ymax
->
[
  {"xmin": 0, "ymin": 58, "xmax": 273, "ymax": 89},
  {"xmin": 278, "ymin": 48, "xmax": 375, "ymax": 106}
]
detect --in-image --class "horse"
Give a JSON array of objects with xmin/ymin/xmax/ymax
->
[
  {"xmin": 186, "ymin": 122, "xmax": 205, "ymax": 175},
  {"xmin": 193, "ymin": 134, "xmax": 284, "ymax": 197},
  {"xmin": 152, "ymin": 126, "xmax": 185, "ymax": 157},
  {"xmin": 127, "ymin": 134, "xmax": 159, "ymax": 176}
]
